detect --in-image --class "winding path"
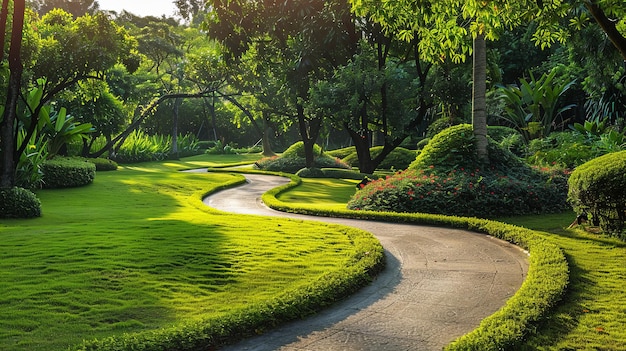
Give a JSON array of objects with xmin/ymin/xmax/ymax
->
[{"xmin": 203, "ymin": 173, "xmax": 529, "ymax": 351}]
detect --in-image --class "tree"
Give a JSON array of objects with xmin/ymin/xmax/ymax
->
[
  {"xmin": 0, "ymin": 8, "xmax": 138, "ymax": 188},
  {"xmin": 350, "ymin": 0, "xmax": 545, "ymax": 162},
  {"xmin": 0, "ymin": 0, "xmax": 26, "ymax": 188},
  {"xmin": 204, "ymin": 0, "xmax": 358, "ymax": 167},
  {"xmin": 30, "ymin": 0, "xmax": 100, "ymax": 17}
]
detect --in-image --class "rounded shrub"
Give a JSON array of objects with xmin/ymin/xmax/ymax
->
[
  {"xmin": 88, "ymin": 157, "xmax": 118, "ymax": 171},
  {"xmin": 343, "ymin": 146, "xmax": 417, "ymax": 171},
  {"xmin": 42, "ymin": 157, "xmax": 96, "ymax": 189},
  {"xmin": 257, "ymin": 142, "xmax": 350, "ymax": 173},
  {"xmin": 348, "ymin": 124, "xmax": 569, "ymax": 217},
  {"xmin": 326, "ymin": 146, "xmax": 356, "ymax": 160},
  {"xmin": 296, "ymin": 167, "xmax": 326, "ymax": 178},
  {"xmin": 568, "ymin": 150, "xmax": 626, "ymax": 238},
  {"xmin": 0, "ymin": 187, "xmax": 42, "ymax": 218}
]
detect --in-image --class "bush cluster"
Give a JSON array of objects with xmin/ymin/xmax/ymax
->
[
  {"xmin": 350, "ymin": 124, "xmax": 569, "ymax": 217},
  {"xmin": 42, "ymin": 157, "xmax": 96, "ymax": 189},
  {"xmin": 568, "ymin": 150, "xmax": 626, "ymax": 239},
  {"xmin": 0, "ymin": 187, "xmax": 42, "ymax": 219},
  {"xmin": 342, "ymin": 146, "xmax": 417, "ymax": 171},
  {"xmin": 88, "ymin": 157, "xmax": 118, "ymax": 171},
  {"xmin": 257, "ymin": 142, "xmax": 350, "ymax": 173}
]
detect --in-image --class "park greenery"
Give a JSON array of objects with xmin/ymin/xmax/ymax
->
[{"xmin": 1, "ymin": 0, "xmax": 626, "ymax": 350}]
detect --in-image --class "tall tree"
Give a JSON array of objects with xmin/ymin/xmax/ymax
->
[
  {"xmin": 0, "ymin": 0, "xmax": 26, "ymax": 188},
  {"xmin": 351, "ymin": 0, "xmax": 544, "ymax": 161},
  {"xmin": 0, "ymin": 8, "xmax": 138, "ymax": 188},
  {"xmin": 204, "ymin": 0, "xmax": 358, "ymax": 167}
]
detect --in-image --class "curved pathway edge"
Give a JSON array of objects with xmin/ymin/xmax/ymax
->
[{"xmin": 203, "ymin": 173, "xmax": 530, "ymax": 351}]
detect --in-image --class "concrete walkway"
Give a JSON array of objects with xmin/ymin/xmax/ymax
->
[{"xmin": 203, "ymin": 174, "xmax": 529, "ymax": 351}]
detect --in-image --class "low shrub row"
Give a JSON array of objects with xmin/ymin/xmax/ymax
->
[
  {"xmin": 73, "ymin": 172, "xmax": 385, "ymax": 351},
  {"xmin": 256, "ymin": 142, "xmax": 350, "ymax": 173},
  {"xmin": 42, "ymin": 157, "xmax": 96, "ymax": 189},
  {"xmin": 262, "ymin": 174, "xmax": 568, "ymax": 350}
]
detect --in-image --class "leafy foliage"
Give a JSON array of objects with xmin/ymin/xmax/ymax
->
[
  {"xmin": 498, "ymin": 70, "xmax": 576, "ymax": 142},
  {"xmin": 568, "ymin": 150, "xmax": 626, "ymax": 239},
  {"xmin": 0, "ymin": 187, "xmax": 42, "ymax": 219},
  {"xmin": 41, "ymin": 157, "xmax": 96, "ymax": 189}
]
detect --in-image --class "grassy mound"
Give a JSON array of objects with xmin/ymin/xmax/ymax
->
[{"xmin": 348, "ymin": 124, "xmax": 569, "ymax": 217}]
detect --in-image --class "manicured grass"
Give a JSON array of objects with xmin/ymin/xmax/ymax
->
[
  {"xmin": 281, "ymin": 177, "xmax": 626, "ymax": 350},
  {"xmin": 276, "ymin": 178, "xmax": 359, "ymax": 210},
  {"xmin": 0, "ymin": 155, "xmax": 381, "ymax": 351},
  {"xmin": 497, "ymin": 214, "xmax": 626, "ymax": 351}
]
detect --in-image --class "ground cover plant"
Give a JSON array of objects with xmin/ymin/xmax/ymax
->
[
  {"xmin": 276, "ymin": 177, "xmax": 626, "ymax": 350},
  {"xmin": 0, "ymin": 154, "xmax": 383, "ymax": 351}
]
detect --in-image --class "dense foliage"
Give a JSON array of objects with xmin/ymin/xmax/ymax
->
[
  {"xmin": 257, "ymin": 142, "xmax": 350, "ymax": 173},
  {"xmin": 41, "ymin": 157, "xmax": 96, "ymax": 188},
  {"xmin": 88, "ymin": 157, "xmax": 119, "ymax": 171},
  {"xmin": 0, "ymin": 187, "xmax": 42, "ymax": 219},
  {"xmin": 342, "ymin": 146, "xmax": 417, "ymax": 171},
  {"xmin": 348, "ymin": 125, "xmax": 569, "ymax": 217},
  {"xmin": 568, "ymin": 150, "xmax": 626, "ymax": 239}
]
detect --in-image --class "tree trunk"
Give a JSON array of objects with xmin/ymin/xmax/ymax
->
[
  {"xmin": 0, "ymin": 0, "xmax": 25, "ymax": 188},
  {"xmin": 586, "ymin": 2, "xmax": 626, "ymax": 60},
  {"xmin": 261, "ymin": 111, "xmax": 276, "ymax": 157},
  {"xmin": 472, "ymin": 33, "xmax": 488, "ymax": 163},
  {"xmin": 296, "ymin": 103, "xmax": 321, "ymax": 168},
  {"xmin": 170, "ymin": 98, "xmax": 181, "ymax": 159}
]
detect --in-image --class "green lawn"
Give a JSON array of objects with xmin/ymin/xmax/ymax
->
[
  {"xmin": 282, "ymin": 178, "xmax": 626, "ymax": 350},
  {"xmin": 0, "ymin": 155, "xmax": 377, "ymax": 351}
]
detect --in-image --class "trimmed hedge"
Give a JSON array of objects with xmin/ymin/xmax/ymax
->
[
  {"xmin": 568, "ymin": 150, "xmax": 626, "ymax": 238},
  {"xmin": 257, "ymin": 142, "xmax": 350, "ymax": 173},
  {"xmin": 342, "ymin": 146, "xmax": 417, "ymax": 171},
  {"xmin": 72, "ymin": 171, "xmax": 385, "ymax": 351},
  {"xmin": 0, "ymin": 186, "xmax": 42, "ymax": 218},
  {"xmin": 262, "ymin": 174, "xmax": 568, "ymax": 351},
  {"xmin": 42, "ymin": 157, "xmax": 96, "ymax": 189},
  {"xmin": 88, "ymin": 157, "xmax": 119, "ymax": 171}
]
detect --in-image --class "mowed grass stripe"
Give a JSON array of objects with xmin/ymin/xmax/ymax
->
[{"xmin": 0, "ymin": 158, "xmax": 365, "ymax": 351}]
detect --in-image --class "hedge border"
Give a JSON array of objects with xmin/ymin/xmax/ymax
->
[
  {"xmin": 74, "ymin": 170, "xmax": 385, "ymax": 351},
  {"xmin": 260, "ymin": 173, "xmax": 569, "ymax": 351}
]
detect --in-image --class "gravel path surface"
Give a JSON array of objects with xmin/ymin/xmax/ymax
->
[{"xmin": 203, "ymin": 173, "xmax": 529, "ymax": 351}]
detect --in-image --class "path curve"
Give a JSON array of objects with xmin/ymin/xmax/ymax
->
[{"xmin": 203, "ymin": 173, "xmax": 529, "ymax": 351}]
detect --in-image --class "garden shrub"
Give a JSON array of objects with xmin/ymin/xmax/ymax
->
[
  {"xmin": 326, "ymin": 146, "xmax": 356, "ymax": 159},
  {"xmin": 0, "ymin": 186, "xmax": 42, "ymax": 218},
  {"xmin": 568, "ymin": 150, "xmax": 626, "ymax": 239},
  {"xmin": 320, "ymin": 168, "xmax": 379, "ymax": 180},
  {"xmin": 342, "ymin": 146, "xmax": 417, "ymax": 171},
  {"xmin": 257, "ymin": 142, "xmax": 350, "ymax": 173},
  {"xmin": 88, "ymin": 157, "xmax": 118, "ymax": 171},
  {"xmin": 349, "ymin": 124, "xmax": 569, "ymax": 217},
  {"xmin": 527, "ymin": 132, "xmax": 596, "ymax": 168},
  {"xmin": 296, "ymin": 167, "xmax": 326, "ymax": 178},
  {"xmin": 42, "ymin": 157, "xmax": 96, "ymax": 189}
]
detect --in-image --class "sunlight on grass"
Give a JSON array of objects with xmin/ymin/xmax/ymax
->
[
  {"xmin": 0, "ymin": 155, "xmax": 367, "ymax": 351},
  {"xmin": 276, "ymin": 178, "xmax": 359, "ymax": 210},
  {"xmin": 497, "ymin": 213, "xmax": 626, "ymax": 350}
]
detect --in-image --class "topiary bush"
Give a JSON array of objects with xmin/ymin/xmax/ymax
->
[
  {"xmin": 296, "ymin": 167, "xmax": 326, "ymax": 178},
  {"xmin": 88, "ymin": 157, "xmax": 118, "ymax": 171},
  {"xmin": 349, "ymin": 124, "xmax": 570, "ymax": 217},
  {"xmin": 257, "ymin": 142, "xmax": 350, "ymax": 173},
  {"xmin": 342, "ymin": 146, "xmax": 417, "ymax": 171},
  {"xmin": 326, "ymin": 147, "xmax": 356, "ymax": 159},
  {"xmin": 42, "ymin": 157, "xmax": 96, "ymax": 189},
  {"xmin": 568, "ymin": 150, "xmax": 626, "ymax": 239},
  {"xmin": 0, "ymin": 187, "xmax": 42, "ymax": 218}
]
